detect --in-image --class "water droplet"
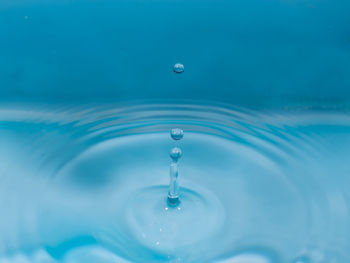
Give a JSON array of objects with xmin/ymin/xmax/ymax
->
[
  {"xmin": 170, "ymin": 147, "xmax": 182, "ymax": 161},
  {"xmin": 171, "ymin": 128, "xmax": 184, "ymax": 140},
  {"xmin": 173, "ymin": 63, "xmax": 184, "ymax": 74}
]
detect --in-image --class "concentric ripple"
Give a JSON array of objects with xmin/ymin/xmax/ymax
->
[
  {"xmin": 123, "ymin": 185, "xmax": 224, "ymax": 254},
  {"xmin": 0, "ymin": 102, "xmax": 350, "ymax": 262}
]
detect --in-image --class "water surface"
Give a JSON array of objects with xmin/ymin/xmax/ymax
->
[{"xmin": 0, "ymin": 102, "xmax": 349, "ymax": 262}]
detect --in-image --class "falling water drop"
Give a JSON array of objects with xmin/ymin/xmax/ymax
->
[
  {"xmin": 173, "ymin": 63, "xmax": 184, "ymax": 74},
  {"xmin": 170, "ymin": 128, "xmax": 184, "ymax": 140},
  {"xmin": 170, "ymin": 147, "xmax": 182, "ymax": 161}
]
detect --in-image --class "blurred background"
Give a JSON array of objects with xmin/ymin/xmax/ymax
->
[{"xmin": 0, "ymin": 0, "xmax": 350, "ymax": 107}]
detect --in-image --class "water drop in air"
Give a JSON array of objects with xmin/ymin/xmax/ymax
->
[
  {"xmin": 170, "ymin": 147, "xmax": 182, "ymax": 162},
  {"xmin": 171, "ymin": 128, "xmax": 184, "ymax": 140},
  {"xmin": 173, "ymin": 63, "xmax": 184, "ymax": 74}
]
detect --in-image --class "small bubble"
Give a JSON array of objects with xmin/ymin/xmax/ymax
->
[
  {"xmin": 173, "ymin": 63, "xmax": 184, "ymax": 74},
  {"xmin": 24, "ymin": 16, "xmax": 29, "ymax": 20},
  {"xmin": 170, "ymin": 128, "xmax": 184, "ymax": 140},
  {"xmin": 170, "ymin": 147, "xmax": 182, "ymax": 161}
]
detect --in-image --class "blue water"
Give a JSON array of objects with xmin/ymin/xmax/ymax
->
[
  {"xmin": 1, "ymin": 0, "xmax": 350, "ymax": 105},
  {"xmin": 1, "ymin": 103, "xmax": 350, "ymax": 262},
  {"xmin": 1, "ymin": 0, "xmax": 350, "ymax": 262}
]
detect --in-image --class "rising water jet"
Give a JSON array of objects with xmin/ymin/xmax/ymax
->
[{"xmin": 167, "ymin": 128, "xmax": 184, "ymax": 206}]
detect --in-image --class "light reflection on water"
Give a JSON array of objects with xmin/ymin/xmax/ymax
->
[{"xmin": 0, "ymin": 102, "xmax": 350, "ymax": 262}]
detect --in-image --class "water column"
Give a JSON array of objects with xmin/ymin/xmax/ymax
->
[{"xmin": 167, "ymin": 128, "xmax": 184, "ymax": 206}]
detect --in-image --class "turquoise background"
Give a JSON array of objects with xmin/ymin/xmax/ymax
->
[{"xmin": 1, "ymin": 0, "xmax": 350, "ymax": 106}]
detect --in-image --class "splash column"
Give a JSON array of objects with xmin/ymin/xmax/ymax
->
[{"xmin": 167, "ymin": 128, "xmax": 184, "ymax": 206}]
